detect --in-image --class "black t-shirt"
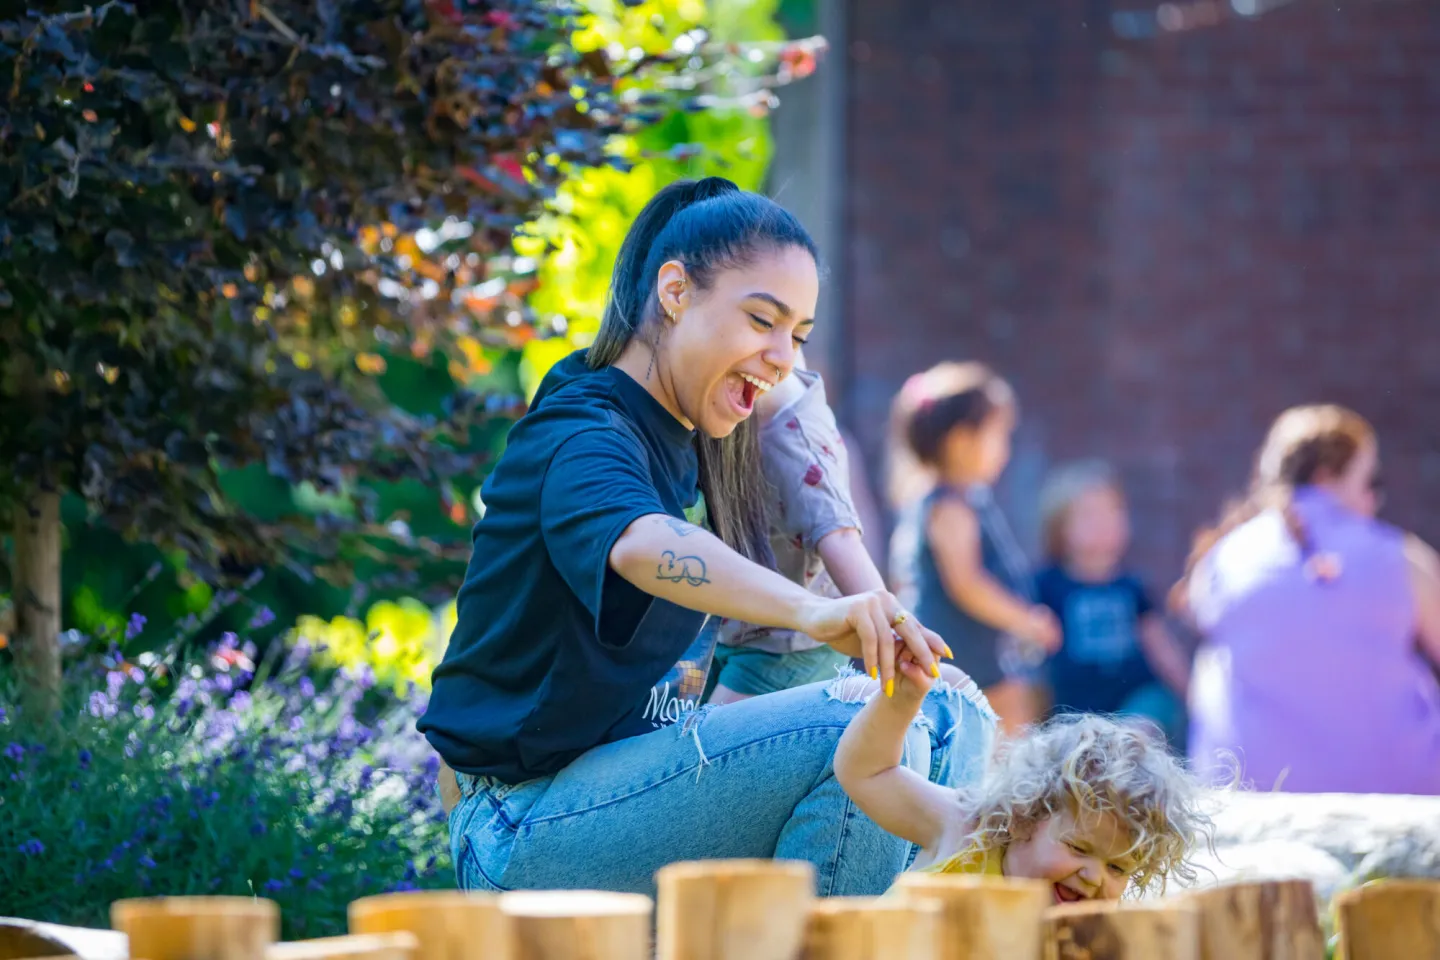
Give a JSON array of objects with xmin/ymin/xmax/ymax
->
[
  {"xmin": 1035, "ymin": 565, "xmax": 1157, "ymax": 714},
  {"xmin": 417, "ymin": 351, "xmax": 714, "ymax": 782}
]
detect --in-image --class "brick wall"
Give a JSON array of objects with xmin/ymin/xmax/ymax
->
[{"xmin": 841, "ymin": 0, "xmax": 1440, "ymax": 586}]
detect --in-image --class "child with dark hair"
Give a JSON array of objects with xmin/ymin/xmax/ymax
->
[
  {"xmin": 888, "ymin": 361, "xmax": 1059, "ymax": 734},
  {"xmin": 1036, "ymin": 460, "xmax": 1191, "ymax": 750}
]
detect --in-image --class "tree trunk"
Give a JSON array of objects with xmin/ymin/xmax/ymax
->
[
  {"xmin": 111, "ymin": 896, "xmax": 281, "ymax": 960},
  {"xmin": 500, "ymin": 890, "xmax": 653, "ymax": 960},
  {"xmin": 349, "ymin": 890, "xmax": 513, "ymax": 960},
  {"xmin": 1192, "ymin": 880, "xmax": 1325, "ymax": 960},
  {"xmin": 890, "ymin": 874, "xmax": 1052, "ymax": 960},
  {"xmin": 12, "ymin": 487, "xmax": 62, "ymax": 718},
  {"xmin": 801, "ymin": 897, "xmax": 942, "ymax": 960},
  {"xmin": 1044, "ymin": 901, "xmax": 1199, "ymax": 960},
  {"xmin": 1335, "ymin": 879, "xmax": 1440, "ymax": 960},
  {"xmin": 656, "ymin": 859, "xmax": 814, "ymax": 960}
]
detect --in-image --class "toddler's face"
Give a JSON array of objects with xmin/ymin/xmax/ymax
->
[
  {"xmin": 1063, "ymin": 485, "xmax": 1130, "ymax": 567},
  {"xmin": 945, "ymin": 406, "xmax": 1014, "ymax": 485},
  {"xmin": 1002, "ymin": 806, "xmax": 1137, "ymax": 903}
]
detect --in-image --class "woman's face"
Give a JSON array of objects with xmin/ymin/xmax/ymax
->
[
  {"xmin": 1333, "ymin": 436, "xmax": 1382, "ymax": 518},
  {"xmin": 656, "ymin": 245, "xmax": 819, "ymax": 438}
]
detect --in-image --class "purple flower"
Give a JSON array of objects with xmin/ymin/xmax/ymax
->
[
  {"xmin": 299, "ymin": 677, "xmax": 316, "ymax": 699},
  {"xmin": 3, "ymin": 742, "xmax": 24, "ymax": 761},
  {"xmin": 214, "ymin": 674, "xmax": 234, "ymax": 694},
  {"xmin": 249, "ymin": 607, "xmax": 276, "ymax": 630},
  {"xmin": 289, "ymin": 716, "xmax": 305, "ymax": 732},
  {"xmin": 263, "ymin": 878, "xmax": 286, "ymax": 892},
  {"xmin": 87, "ymin": 691, "xmax": 118, "ymax": 720},
  {"xmin": 78, "ymin": 749, "xmax": 92, "ymax": 769},
  {"xmin": 139, "ymin": 854, "xmax": 157, "ymax": 869},
  {"xmin": 129, "ymin": 666, "xmax": 146, "ymax": 684},
  {"xmin": 125, "ymin": 613, "xmax": 147, "ymax": 640},
  {"xmin": 18, "ymin": 839, "xmax": 44, "ymax": 857},
  {"xmin": 106, "ymin": 671, "xmax": 126, "ymax": 699}
]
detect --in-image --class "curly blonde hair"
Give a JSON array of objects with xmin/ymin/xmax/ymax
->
[{"xmin": 955, "ymin": 713, "xmax": 1213, "ymax": 897}]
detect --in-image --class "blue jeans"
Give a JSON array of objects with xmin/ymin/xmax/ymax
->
[{"xmin": 446, "ymin": 673, "xmax": 997, "ymax": 898}]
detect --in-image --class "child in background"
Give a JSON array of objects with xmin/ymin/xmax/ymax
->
[
  {"xmin": 834, "ymin": 658, "xmax": 1210, "ymax": 902},
  {"xmin": 888, "ymin": 362, "xmax": 1059, "ymax": 733},
  {"xmin": 706, "ymin": 352, "xmax": 886, "ymax": 705},
  {"xmin": 1036, "ymin": 461, "xmax": 1191, "ymax": 749}
]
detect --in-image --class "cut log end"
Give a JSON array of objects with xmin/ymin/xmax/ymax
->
[{"xmin": 1044, "ymin": 900, "xmax": 1200, "ymax": 960}]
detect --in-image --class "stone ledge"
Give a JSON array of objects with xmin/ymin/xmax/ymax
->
[{"xmin": 1179, "ymin": 791, "xmax": 1440, "ymax": 904}]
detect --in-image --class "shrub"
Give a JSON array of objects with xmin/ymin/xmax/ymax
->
[{"xmin": 0, "ymin": 634, "xmax": 446, "ymax": 937}]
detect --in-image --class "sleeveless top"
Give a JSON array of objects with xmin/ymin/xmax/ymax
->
[
  {"xmin": 891, "ymin": 484, "xmax": 1036, "ymax": 690},
  {"xmin": 1187, "ymin": 486, "xmax": 1440, "ymax": 795}
]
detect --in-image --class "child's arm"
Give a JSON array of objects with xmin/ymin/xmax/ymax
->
[
  {"xmin": 928, "ymin": 498, "xmax": 1060, "ymax": 651},
  {"xmin": 819, "ymin": 527, "xmax": 887, "ymax": 595},
  {"xmin": 1138, "ymin": 613, "xmax": 1191, "ymax": 695},
  {"xmin": 834, "ymin": 663, "xmax": 961, "ymax": 853}
]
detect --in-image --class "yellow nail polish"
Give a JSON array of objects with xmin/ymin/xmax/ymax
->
[
  {"xmin": 885, "ymin": 679, "xmax": 894, "ymax": 698},
  {"xmin": 943, "ymin": 645, "xmax": 954, "ymax": 660},
  {"xmin": 930, "ymin": 663, "xmax": 940, "ymax": 679},
  {"xmin": 869, "ymin": 666, "xmax": 878, "ymax": 680}
]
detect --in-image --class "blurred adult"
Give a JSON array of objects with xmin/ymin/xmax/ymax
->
[{"xmin": 1177, "ymin": 405, "xmax": 1440, "ymax": 794}]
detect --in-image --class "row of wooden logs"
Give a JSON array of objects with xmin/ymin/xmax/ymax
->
[{"xmin": 24, "ymin": 861, "xmax": 1440, "ymax": 960}]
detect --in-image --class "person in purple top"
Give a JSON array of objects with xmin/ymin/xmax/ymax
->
[{"xmin": 1175, "ymin": 404, "xmax": 1440, "ymax": 795}]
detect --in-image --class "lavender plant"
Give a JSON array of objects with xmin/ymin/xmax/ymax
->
[{"xmin": 0, "ymin": 631, "xmax": 448, "ymax": 937}]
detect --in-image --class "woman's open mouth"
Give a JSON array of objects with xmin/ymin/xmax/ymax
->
[
  {"xmin": 725, "ymin": 372, "xmax": 773, "ymax": 419},
  {"xmin": 1053, "ymin": 883, "xmax": 1085, "ymax": 905}
]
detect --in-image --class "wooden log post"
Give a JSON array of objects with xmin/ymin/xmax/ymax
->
[
  {"xmin": 801, "ymin": 897, "xmax": 942, "ymax": 960},
  {"xmin": 12, "ymin": 488, "xmax": 62, "ymax": 719},
  {"xmin": 498, "ymin": 891, "xmax": 653, "ymax": 960},
  {"xmin": 1044, "ymin": 900, "xmax": 1200, "ymax": 960},
  {"xmin": 657, "ymin": 859, "xmax": 815, "ymax": 960},
  {"xmin": 348, "ymin": 891, "xmax": 511, "ymax": 960},
  {"xmin": 890, "ymin": 873, "xmax": 1052, "ymax": 960},
  {"xmin": 111, "ymin": 897, "xmax": 280, "ymax": 960},
  {"xmin": 1334, "ymin": 879, "xmax": 1440, "ymax": 960},
  {"xmin": 266, "ymin": 933, "xmax": 419, "ymax": 960},
  {"xmin": 1191, "ymin": 880, "xmax": 1325, "ymax": 960}
]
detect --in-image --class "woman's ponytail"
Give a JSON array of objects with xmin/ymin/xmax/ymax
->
[{"xmin": 588, "ymin": 177, "xmax": 741, "ymax": 368}]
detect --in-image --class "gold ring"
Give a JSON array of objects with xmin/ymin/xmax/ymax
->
[{"xmin": 891, "ymin": 611, "xmax": 908, "ymax": 627}]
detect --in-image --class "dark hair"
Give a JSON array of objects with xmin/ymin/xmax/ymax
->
[
  {"xmin": 587, "ymin": 177, "xmax": 818, "ymax": 566},
  {"xmin": 1170, "ymin": 404, "xmax": 1375, "ymax": 613},
  {"xmin": 885, "ymin": 361, "xmax": 1015, "ymax": 508}
]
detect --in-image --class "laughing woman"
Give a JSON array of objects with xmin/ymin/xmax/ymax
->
[{"xmin": 419, "ymin": 178, "xmax": 997, "ymax": 897}]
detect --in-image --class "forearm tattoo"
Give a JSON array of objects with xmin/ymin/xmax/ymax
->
[
  {"xmin": 657, "ymin": 550, "xmax": 711, "ymax": 587},
  {"xmin": 663, "ymin": 516, "xmax": 701, "ymax": 538}
]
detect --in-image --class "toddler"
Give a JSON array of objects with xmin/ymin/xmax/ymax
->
[
  {"xmin": 1036, "ymin": 460, "xmax": 1192, "ymax": 748},
  {"xmin": 706, "ymin": 351, "xmax": 887, "ymax": 704},
  {"xmin": 887, "ymin": 362, "xmax": 1059, "ymax": 733},
  {"xmin": 834, "ymin": 661, "xmax": 1210, "ymax": 901}
]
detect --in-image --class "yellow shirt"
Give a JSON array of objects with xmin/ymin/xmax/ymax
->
[
  {"xmin": 918, "ymin": 844, "xmax": 1005, "ymax": 877},
  {"xmin": 887, "ymin": 844, "xmax": 1005, "ymax": 895}
]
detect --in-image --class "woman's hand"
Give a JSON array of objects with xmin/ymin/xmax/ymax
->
[{"xmin": 797, "ymin": 590, "xmax": 950, "ymax": 696}]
